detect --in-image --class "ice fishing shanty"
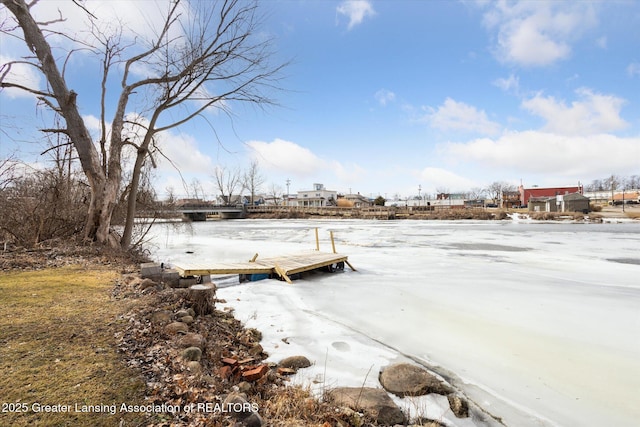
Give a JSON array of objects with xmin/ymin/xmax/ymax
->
[{"xmin": 173, "ymin": 229, "xmax": 355, "ymax": 284}]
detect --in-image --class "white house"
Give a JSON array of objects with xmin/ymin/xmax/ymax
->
[{"xmin": 297, "ymin": 183, "xmax": 337, "ymax": 207}]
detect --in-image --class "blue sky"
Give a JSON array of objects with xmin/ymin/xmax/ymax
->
[{"xmin": 1, "ymin": 0, "xmax": 639, "ymax": 200}]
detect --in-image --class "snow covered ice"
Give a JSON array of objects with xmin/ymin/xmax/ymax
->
[{"xmin": 147, "ymin": 219, "xmax": 640, "ymax": 427}]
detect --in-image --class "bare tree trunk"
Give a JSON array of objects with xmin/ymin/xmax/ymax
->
[
  {"xmin": 120, "ymin": 149, "xmax": 146, "ymax": 249},
  {"xmin": 2, "ymin": 0, "xmax": 116, "ymax": 245}
]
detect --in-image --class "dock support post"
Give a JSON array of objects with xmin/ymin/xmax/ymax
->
[
  {"xmin": 315, "ymin": 228, "xmax": 320, "ymax": 251},
  {"xmin": 330, "ymin": 231, "xmax": 336, "ymax": 254},
  {"xmin": 274, "ymin": 263, "xmax": 293, "ymax": 284},
  {"xmin": 345, "ymin": 260, "xmax": 357, "ymax": 271}
]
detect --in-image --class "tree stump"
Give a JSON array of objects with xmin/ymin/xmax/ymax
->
[{"xmin": 188, "ymin": 284, "xmax": 217, "ymax": 316}]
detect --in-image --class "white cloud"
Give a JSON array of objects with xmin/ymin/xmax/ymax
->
[
  {"xmin": 374, "ymin": 89, "xmax": 396, "ymax": 106},
  {"xmin": 493, "ymin": 73, "xmax": 520, "ymax": 93},
  {"xmin": 627, "ymin": 62, "xmax": 640, "ymax": 77},
  {"xmin": 337, "ymin": 0, "xmax": 375, "ymax": 30},
  {"xmin": 521, "ymin": 88, "xmax": 627, "ymax": 135},
  {"xmin": 443, "ymin": 131, "xmax": 640, "ymax": 178},
  {"xmin": 415, "ymin": 167, "xmax": 477, "ymax": 193},
  {"xmin": 330, "ymin": 159, "xmax": 367, "ymax": 184},
  {"xmin": 424, "ymin": 98, "xmax": 501, "ymax": 135},
  {"xmin": 1, "ymin": 1, "xmax": 192, "ymax": 81},
  {"xmin": 0, "ymin": 55, "xmax": 43, "ymax": 99},
  {"xmin": 155, "ymin": 132, "xmax": 214, "ymax": 173},
  {"xmin": 31, "ymin": 0, "xmax": 184, "ymax": 45},
  {"xmin": 246, "ymin": 139, "xmax": 368, "ymax": 190},
  {"xmin": 596, "ymin": 36, "xmax": 607, "ymax": 49},
  {"xmin": 247, "ymin": 139, "xmax": 326, "ymax": 177},
  {"xmin": 481, "ymin": 2, "xmax": 597, "ymax": 67}
]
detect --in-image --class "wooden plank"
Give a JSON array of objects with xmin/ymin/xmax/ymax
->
[
  {"xmin": 345, "ymin": 260, "xmax": 357, "ymax": 271},
  {"xmin": 273, "ymin": 263, "xmax": 292, "ymax": 284},
  {"xmin": 278, "ymin": 256, "xmax": 348, "ymax": 275},
  {"xmin": 175, "ymin": 262, "xmax": 273, "ymax": 276}
]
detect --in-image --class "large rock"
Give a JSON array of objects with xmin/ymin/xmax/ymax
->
[
  {"xmin": 278, "ymin": 355, "xmax": 311, "ymax": 371},
  {"xmin": 223, "ymin": 393, "xmax": 262, "ymax": 426},
  {"xmin": 181, "ymin": 347, "xmax": 202, "ymax": 362},
  {"xmin": 164, "ymin": 321, "xmax": 189, "ymax": 335},
  {"xmin": 178, "ymin": 332, "xmax": 206, "ymax": 350},
  {"xmin": 139, "ymin": 278, "xmax": 157, "ymax": 290},
  {"xmin": 379, "ymin": 363, "xmax": 453, "ymax": 397},
  {"xmin": 150, "ymin": 310, "xmax": 172, "ymax": 325},
  {"xmin": 328, "ymin": 387, "xmax": 405, "ymax": 426}
]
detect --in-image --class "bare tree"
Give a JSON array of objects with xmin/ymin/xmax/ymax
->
[
  {"xmin": 243, "ymin": 160, "xmax": 264, "ymax": 205},
  {"xmin": 1, "ymin": 0, "xmax": 285, "ymax": 248},
  {"xmin": 435, "ymin": 186, "xmax": 450, "ymax": 197},
  {"xmin": 213, "ymin": 165, "xmax": 242, "ymax": 205},
  {"xmin": 485, "ymin": 181, "xmax": 515, "ymax": 205},
  {"xmin": 468, "ymin": 187, "xmax": 485, "ymax": 200},
  {"xmin": 0, "ymin": 154, "xmax": 18, "ymax": 191},
  {"xmin": 267, "ymin": 182, "xmax": 282, "ymax": 205},
  {"xmin": 189, "ymin": 178, "xmax": 205, "ymax": 201},
  {"xmin": 585, "ymin": 179, "xmax": 605, "ymax": 192},
  {"xmin": 627, "ymin": 175, "xmax": 640, "ymax": 189},
  {"xmin": 603, "ymin": 174, "xmax": 620, "ymax": 202}
]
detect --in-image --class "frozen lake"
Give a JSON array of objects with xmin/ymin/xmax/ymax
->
[{"xmin": 147, "ymin": 219, "xmax": 640, "ymax": 427}]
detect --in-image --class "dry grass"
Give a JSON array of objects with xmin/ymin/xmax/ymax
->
[
  {"xmin": 624, "ymin": 211, "xmax": 640, "ymax": 219},
  {"xmin": 0, "ymin": 265, "xmax": 155, "ymax": 427}
]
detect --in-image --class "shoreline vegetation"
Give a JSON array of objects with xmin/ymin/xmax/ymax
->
[{"xmin": 0, "ymin": 246, "xmax": 386, "ymax": 426}]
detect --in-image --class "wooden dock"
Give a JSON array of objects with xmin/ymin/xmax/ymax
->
[
  {"xmin": 174, "ymin": 251, "xmax": 354, "ymax": 284},
  {"xmin": 173, "ymin": 229, "xmax": 355, "ymax": 284}
]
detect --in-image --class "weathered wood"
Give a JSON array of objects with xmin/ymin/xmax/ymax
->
[
  {"xmin": 273, "ymin": 263, "xmax": 292, "ymax": 284},
  {"xmin": 345, "ymin": 260, "xmax": 357, "ymax": 271},
  {"xmin": 174, "ymin": 251, "xmax": 351, "ymax": 279},
  {"xmin": 330, "ymin": 231, "xmax": 336, "ymax": 254},
  {"xmin": 188, "ymin": 284, "xmax": 216, "ymax": 316}
]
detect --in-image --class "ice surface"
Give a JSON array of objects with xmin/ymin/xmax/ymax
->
[{"xmin": 147, "ymin": 219, "xmax": 640, "ymax": 427}]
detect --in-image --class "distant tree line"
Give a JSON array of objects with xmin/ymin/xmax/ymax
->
[{"xmin": 584, "ymin": 175, "xmax": 640, "ymax": 192}]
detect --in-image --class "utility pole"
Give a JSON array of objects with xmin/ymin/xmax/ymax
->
[
  {"xmin": 418, "ymin": 184, "xmax": 422, "ymax": 206},
  {"xmin": 286, "ymin": 179, "xmax": 291, "ymax": 206}
]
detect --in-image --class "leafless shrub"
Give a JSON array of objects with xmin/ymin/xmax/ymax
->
[{"xmin": 0, "ymin": 167, "xmax": 89, "ymax": 248}]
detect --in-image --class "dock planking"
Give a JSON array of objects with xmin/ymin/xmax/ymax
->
[
  {"xmin": 174, "ymin": 251, "xmax": 355, "ymax": 284},
  {"xmin": 173, "ymin": 229, "xmax": 355, "ymax": 284}
]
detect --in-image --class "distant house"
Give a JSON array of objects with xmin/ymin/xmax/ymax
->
[
  {"xmin": 297, "ymin": 183, "xmax": 337, "ymax": 207},
  {"xmin": 519, "ymin": 185, "xmax": 583, "ymax": 207},
  {"xmin": 502, "ymin": 190, "xmax": 521, "ymax": 208},
  {"xmin": 340, "ymin": 193, "xmax": 372, "ymax": 208},
  {"xmin": 217, "ymin": 195, "xmax": 248, "ymax": 206},
  {"xmin": 464, "ymin": 199, "xmax": 484, "ymax": 208},
  {"xmin": 611, "ymin": 190, "xmax": 640, "ymax": 205},
  {"xmin": 283, "ymin": 194, "xmax": 297, "ymax": 206},
  {"xmin": 432, "ymin": 193, "xmax": 465, "ymax": 209},
  {"xmin": 528, "ymin": 192, "xmax": 590, "ymax": 213}
]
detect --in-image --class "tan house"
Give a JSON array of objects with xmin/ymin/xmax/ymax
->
[{"xmin": 340, "ymin": 193, "xmax": 372, "ymax": 208}]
